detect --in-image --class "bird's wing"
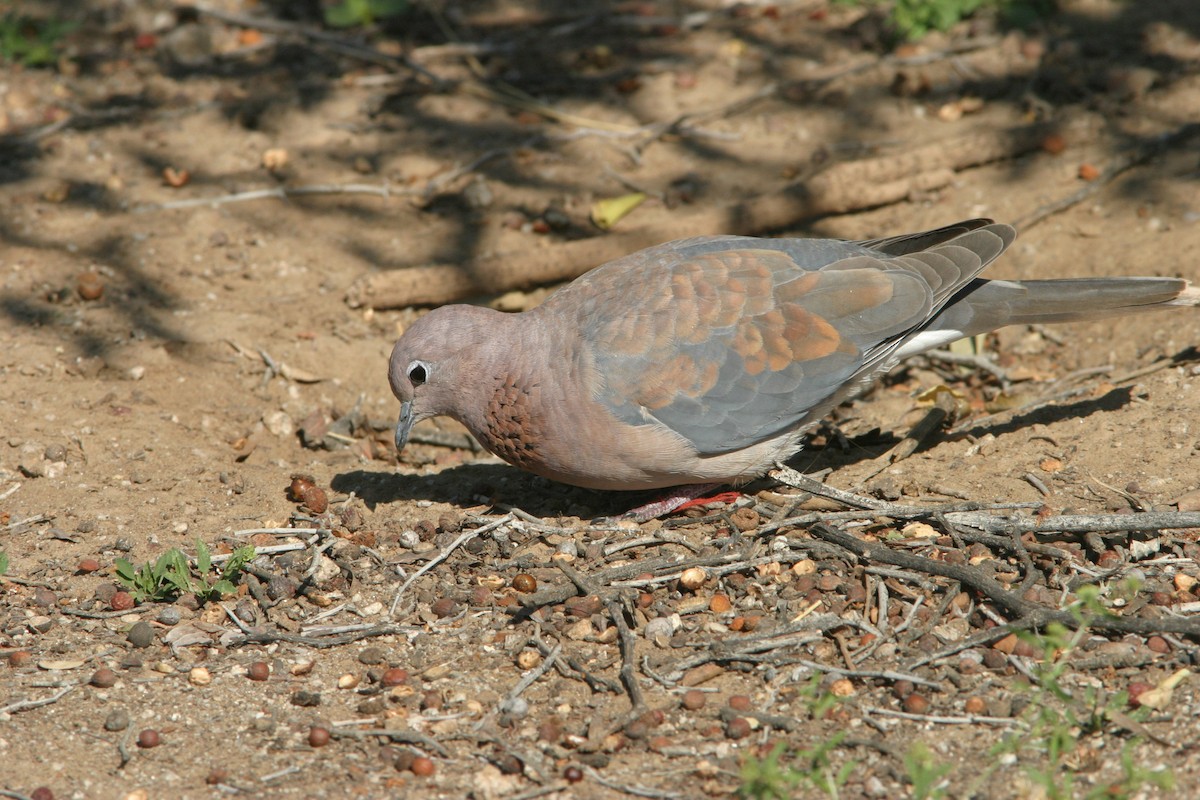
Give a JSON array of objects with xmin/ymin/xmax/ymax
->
[{"xmin": 554, "ymin": 223, "xmax": 1013, "ymax": 455}]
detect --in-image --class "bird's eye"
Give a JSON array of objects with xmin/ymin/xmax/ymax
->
[{"xmin": 407, "ymin": 360, "xmax": 430, "ymax": 386}]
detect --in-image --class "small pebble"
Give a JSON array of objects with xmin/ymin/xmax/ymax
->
[
  {"xmin": 137, "ymin": 729, "xmax": 161, "ymax": 748},
  {"xmin": 189, "ymin": 667, "xmax": 212, "ymax": 686},
  {"xmin": 903, "ymin": 693, "xmax": 930, "ymax": 714},
  {"xmin": 30, "ymin": 788, "xmax": 54, "ymax": 800},
  {"xmin": 157, "ymin": 607, "xmax": 182, "ymax": 626},
  {"xmin": 358, "ymin": 646, "xmax": 386, "ymax": 665},
  {"xmin": 431, "ymin": 598, "xmax": 459, "ymax": 618},
  {"xmin": 90, "ymin": 667, "xmax": 118, "ymax": 688},
  {"xmin": 247, "ymin": 661, "xmax": 270, "ymax": 681},
  {"xmin": 410, "ymin": 756, "xmax": 435, "ymax": 777},
  {"xmin": 308, "ymin": 726, "xmax": 331, "ymax": 747},
  {"xmin": 111, "ymin": 591, "xmax": 135, "ymax": 611},
  {"xmin": 126, "ymin": 621, "xmax": 156, "ymax": 648},
  {"xmin": 104, "ymin": 708, "xmax": 130, "ymax": 731},
  {"xmin": 728, "ymin": 694, "xmax": 752, "ymax": 712},
  {"xmin": 76, "ymin": 558, "xmax": 101, "ymax": 574},
  {"xmin": 725, "ymin": 716, "xmax": 752, "ymax": 739},
  {"xmin": 291, "ymin": 690, "xmax": 321, "ymax": 707},
  {"xmin": 679, "ymin": 567, "xmax": 707, "ymax": 591}
]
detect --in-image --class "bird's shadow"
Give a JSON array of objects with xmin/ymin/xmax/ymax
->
[{"xmin": 334, "ymin": 385, "xmax": 1138, "ymax": 515}]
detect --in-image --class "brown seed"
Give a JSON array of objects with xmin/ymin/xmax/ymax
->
[
  {"xmin": 892, "ymin": 680, "xmax": 914, "ymax": 699},
  {"xmin": 431, "ymin": 598, "xmax": 459, "ymax": 618},
  {"xmin": 511, "ymin": 574, "xmax": 537, "ymax": 593},
  {"xmin": 1128, "ymin": 682, "xmax": 1153, "ymax": 707},
  {"xmin": 564, "ymin": 766, "xmax": 584, "ymax": 783},
  {"xmin": 1040, "ymin": 133, "xmax": 1067, "ymax": 155},
  {"xmin": 308, "ymin": 726, "xmax": 331, "ymax": 747},
  {"xmin": 728, "ymin": 694, "xmax": 752, "ymax": 712},
  {"xmin": 76, "ymin": 558, "xmax": 101, "ymax": 574},
  {"xmin": 206, "ymin": 768, "xmax": 230, "ymax": 785},
  {"xmin": 162, "ymin": 167, "xmax": 190, "ymax": 187},
  {"xmin": 301, "ymin": 486, "xmax": 328, "ymax": 514},
  {"xmin": 903, "ymin": 693, "xmax": 930, "ymax": 714},
  {"xmin": 725, "ymin": 716, "xmax": 752, "ymax": 739},
  {"xmin": 537, "ymin": 719, "xmax": 562, "ymax": 743},
  {"xmin": 964, "ymin": 696, "xmax": 986, "ymax": 714},
  {"xmin": 421, "ymin": 690, "xmax": 443, "ymax": 711},
  {"xmin": 90, "ymin": 667, "xmax": 117, "ymax": 688},
  {"xmin": 7, "ymin": 650, "xmax": 32, "ymax": 667},
  {"xmin": 410, "ymin": 756, "xmax": 435, "ymax": 777},
  {"xmin": 681, "ymin": 689, "xmax": 706, "ymax": 710},
  {"xmin": 137, "ymin": 729, "xmax": 161, "ymax": 748},
  {"xmin": 496, "ymin": 754, "xmax": 523, "ymax": 775},
  {"xmin": 289, "ymin": 475, "xmax": 316, "ymax": 501},
  {"xmin": 1146, "ymin": 635, "xmax": 1170, "ymax": 653},
  {"xmin": 30, "ymin": 789, "xmax": 54, "ymax": 800},
  {"xmin": 110, "ymin": 591, "xmax": 135, "ymax": 611},
  {"xmin": 76, "ymin": 271, "xmax": 104, "ymax": 301},
  {"xmin": 1150, "ymin": 591, "xmax": 1174, "ymax": 607},
  {"xmin": 247, "ymin": 661, "xmax": 270, "ymax": 681},
  {"xmin": 381, "ymin": 668, "xmax": 409, "ymax": 687},
  {"xmin": 1078, "ymin": 163, "xmax": 1100, "ymax": 181},
  {"xmin": 709, "ymin": 593, "xmax": 732, "ymax": 613}
]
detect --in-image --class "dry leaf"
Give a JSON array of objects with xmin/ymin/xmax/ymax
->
[{"xmin": 591, "ymin": 192, "xmax": 646, "ymax": 230}]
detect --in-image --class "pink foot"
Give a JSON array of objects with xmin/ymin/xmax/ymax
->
[{"xmin": 623, "ymin": 483, "xmax": 738, "ymax": 522}]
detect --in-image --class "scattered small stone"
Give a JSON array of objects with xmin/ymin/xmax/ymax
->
[
  {"xmin": 111, "ymin": 591, "xmax": 135, "ymax": 612},
  {"xmin": 77, "ymin": 270, "xmax": 104, "ymax": 301},
  {"xmin": 8, "ymin": 650, "xmax": 33, "ymax": 668},
  {"xmin": 708, "ymin": 593, "xmax": 732, "ymax": 613},
  {"xmin": 90, "ymin": 667, "xmax": 118, "ymax": 688},
  {"xmin": 308, "ymin": 726, "xmax": 331, "ymax": 747},
  {"xmin": 1078, "ymin": 163, "xmax": 1100, "ymax": 181},
  {"xmin": 247, "ymin": 661, "xmax": 270, "ymax": 681},
  {"xmin": 104, "ymin": 708, "xmax": 130, "ymax": 731},
  {"xmin": 33, "ymin": 588, "xmax": 58, "ymax": 608},
  {"xmin": 1147, "ymin": 635, "xmax": 1170, "ymax": 653},
  {"xmin": 76, "ymin": 558, "xmax": 101, "ymax": 574},
  {"xmin": 189, "ymin": 667, "xmax": 212, "ymax": 686},
  {"xmin": 516, "ymin": 650, "xmax": 541, "ymax": 670},
  {"xmin": 421, "ymin": 690, "xmax": 443, "ymax": 711},
  {"xmin": 206, "ymin": 768, "xmax": 230, "ymax": 785},
  {"xmin": 157, "ymin": 607, "xmax": 182, "ymax": 626},
  {"xmin": 431, "ymin": 598, "xmax": 459, "ymax": 618},
  {"xmin": 127, "ymin": 621, "xmax": 156, "ymax": 648},
  {"xmin": 964, "ymin": 696, "xmax": 986, "ymax": 714},
  {"xmin": 338, "ymin": 673, "xmax": 361, "ymax": 689},
  {"xmin": 564, "ymin": 766, "xmax": 584, "ymax": 783},
  {"xmin": 537, "ymin": 719, "xmax": 562, "ymax": 743},
  {"xmin": 291, "ymin": 690, "xmax": 321, "ymax": 707}
]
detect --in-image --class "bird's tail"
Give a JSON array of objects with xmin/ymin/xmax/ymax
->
[{"xmin": 902, "ymin": 276, "xmax": 1197, "ymax": 356}]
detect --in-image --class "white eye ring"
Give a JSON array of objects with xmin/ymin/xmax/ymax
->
[{"xmin": 407, "ymin": 360, "xmax": 430, "ymax": 386}]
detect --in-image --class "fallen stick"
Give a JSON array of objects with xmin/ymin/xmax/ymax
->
[{"xmin": 347, "ymin": 125, "xmax": 1049, "ymax": 309}]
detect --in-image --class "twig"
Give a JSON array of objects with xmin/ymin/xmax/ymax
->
[
  {"xmin": 558, "ymin": 563, "xmax": 645, "ymax": 713},
  {"xmin": 133, "ymin": 183, "xmax": 400, "ymax": 213},
  {"xmin": 0, "ymin": 685, "xmax": 74, "ymax": 715},
  {"xmin": 500, "ymin": 644, "xmax": 562, "ymax": 716},
  {"xmin": 389, "ymin": 514, "xmax": 513, "ymax": 616},
  {"xmin": 330, "ymin": 728, "xmax": 450, "ymax": 756},
  {"xmin": 863, "ymin": 706, "xmax": 1021, "ymax": 726}
]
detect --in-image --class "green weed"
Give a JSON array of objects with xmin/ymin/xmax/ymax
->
[{"xmin": 115, "ymin": 539, "xmax": 254, "ymax": 603}]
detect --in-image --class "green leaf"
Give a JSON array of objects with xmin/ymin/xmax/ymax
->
[
  {"xmin": 0, "ymin": 551, "xmax": 8, "ymax": 575},
  {"xmin": 196, "ymin": 539, "xmax": 211, "ymax": 574},
  {"xmin": 211, "ymin": 579, "xmax": 236, "ymax": 597},
  {"xmin": 115, "ymin": 558, "xmax": 137, "ymax": 584}
]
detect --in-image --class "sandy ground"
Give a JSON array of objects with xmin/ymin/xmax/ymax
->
[{"xmin": 2, "ymin": 0, "xmax": 1200, "ymax": 797}]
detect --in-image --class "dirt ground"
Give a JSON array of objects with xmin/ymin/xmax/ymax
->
[{"xmin": 3, "ymin": 0, "xmax": 1200, "ymax": 797}]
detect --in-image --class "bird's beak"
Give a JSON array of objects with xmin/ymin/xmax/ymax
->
[{"xmin": 395, "ymin": 400, "xmax": 414, "ymax": 453}]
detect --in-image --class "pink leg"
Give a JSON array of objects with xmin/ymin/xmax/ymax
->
[{"xmin": 623, "ymin": 483, "xmax": 738, "ymax": 523}]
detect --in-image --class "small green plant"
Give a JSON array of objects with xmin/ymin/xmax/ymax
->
[
  {"xmin": 0, "ymin": 551, "xmax": 8, "ymax": 575},
  {"xmin": 0, "ymin": 13, "xmax": 76, "ymax": 67},
  {"xmin": 981, "ymin": 585, "xmax": 1175, "ymax": 798},
  {"xmin": 115, "ymin": 539, "xmax": 254, "ymax": 603},
  {"xmin": 323, "ymin": 0, "xmax": 409, "ymax": 28},
  {"xmin": 738, "ymin": 737, "xmax": 854, "ymax": 800},
  {"xmin": 833, "ymin": 0, "xmax": 1055, "ymax": 42},
  {"xmin": 904, "ymin": 742, "xmax": 952, "ymax": 799}
]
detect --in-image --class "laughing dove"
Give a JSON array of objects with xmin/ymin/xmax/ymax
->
[{"xmin": 389, "ymin": 219, "xmax": 1197, "ymax": 491}]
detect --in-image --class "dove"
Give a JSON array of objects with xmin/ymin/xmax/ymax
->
[{"xmin": 388, "ymin": 219, "xmax": 1197, "ymax": 493}]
